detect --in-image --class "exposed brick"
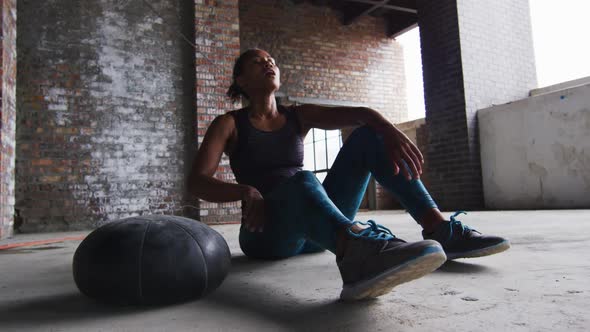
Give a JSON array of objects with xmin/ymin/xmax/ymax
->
[
  {"xmin": 194, "ymin": 0, "xmax": 242, "ymax": 224},
  {"xmin": 16, "ymin": 0, "xmax": 197, "ymax": 232},
  {"xmin": 239, "ymin": 0, "xmax": 407, "ymax": 122}
]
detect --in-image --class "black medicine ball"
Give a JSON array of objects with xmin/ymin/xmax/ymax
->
[{"xmin": 73, "ymin": 215, "xmax": 231, "ymax": 305}]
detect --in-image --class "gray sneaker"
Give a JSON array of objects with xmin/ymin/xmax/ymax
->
[
  {"xmin": 337, "ymin": 220, "xmax": 446, "ymax": 301},
  {"xmin": 422, "ymin": 211, "xmax": 510, "ymax": 260}
]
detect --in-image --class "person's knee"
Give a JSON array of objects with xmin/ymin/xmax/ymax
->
[
  {"xmin": 348, "ymin": 125, "xmax": 380, "ymax": 145},
  {"xmin": 297, "ymin": 170, "xmax": 323, "ymax": 188},
  {"xmin": 293, "ymin": 170, "xmax": 316, "ymax": 182}
]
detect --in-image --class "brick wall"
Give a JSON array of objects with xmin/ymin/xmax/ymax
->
[
  {"xmin": 239, "ymin": 0, "xmax": 408, "ymax": 124},
  {"xmin": 194, "ymin": 0, "xmax": 242, "ymax": 223},
  {"xmin": 0, "ymin": 0, "xmax": 16, "ymax": 239},
  {"xmin": 16, "ymin": 0, "xmax": 196, "ymax": 232},
  {"xmin": 417, "ymin": 0, "xmax": 473, "ymax": 210},
  {"xmin": 417, "ymin": 0, "xmax": 537, "ymax": 211}
]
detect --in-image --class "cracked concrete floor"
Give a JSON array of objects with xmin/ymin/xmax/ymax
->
[{"xmin": 0, "ymin": 210, "xmax": 588, "ymax": 331}]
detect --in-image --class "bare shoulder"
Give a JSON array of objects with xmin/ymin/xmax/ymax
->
[
  {"xmin": 214, "ymin": 112, "xmax": 236, "ymax": 128},
  {"xmin": 288, "ymin": 104, "xmax": 315, "ymax": 136},
  {"xmin": 289, "ymin": 103, "xmax": 316, "ymax": 119},
  {"xmin": 206, "ymin": 112, "xmax": 236, "ymax": 136},
  {"xmin": 291, "ymin": 103, "xmax": 332, "ymax": 121},
  {"xmin": 209, "ymin": 111, "xmax": 241, "ymax": 155}
]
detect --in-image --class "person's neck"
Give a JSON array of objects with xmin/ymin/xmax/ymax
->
[{"xmin": 247, "ymin": 94, "xmax": 278, "ymax": 119}]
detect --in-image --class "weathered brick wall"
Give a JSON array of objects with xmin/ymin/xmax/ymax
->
[
  {"xmin": 16, "ymin": 0, "xmax": 196, "ymax": 232},
  {"xmin": 0, "ymin": 0, "xmax": 16, "ymax": 239},
  {"xmin": 417, "ymin": 0, "xmax": 537, "ymax": 211},
  {"xmin": 194, "ymin": 0, "xmax": 242, "ymax": 223},
  {"xmin": 239, "ymin": 0, "xmax": 407, "ymax": 124},
  {"xmin": 417, "ymin": 0, "xmax": 473, "ymax": 210}
]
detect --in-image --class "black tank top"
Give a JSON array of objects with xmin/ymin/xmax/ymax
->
[{"xmin": 229, "ymin": 104, "xmax": 304, "ymax": 196}]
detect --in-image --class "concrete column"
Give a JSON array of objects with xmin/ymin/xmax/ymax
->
[
  {"xmin": 1, "ymin": 0, "xmax": 17, "ymax": 240},
  {"xmin": 417, "ymin": 0, "xmax": 537, "ymax": 210}
]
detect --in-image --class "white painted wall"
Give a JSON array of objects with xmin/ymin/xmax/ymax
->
[{"xmin": 478, "ymin": 81, "xmax": 590, "ymax": 209}]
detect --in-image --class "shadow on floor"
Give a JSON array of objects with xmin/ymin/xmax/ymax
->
[
  {"xmin": 0, "ymin": 292, "xmax": 163, "ymax": 328},
  {"xmin": 196, "ymin": 253, "xmax": 382, "ymax": 331},
  {"xmin": 436, "ymin": 260, "xmax": 493, "ymax": 274},
  {"xmin": 203, "ymin": 254, "xmax": 498, "ymax": 329},
  {"xmin": 2, "ymin": 253, "xmax": 471, "ymax": 330},
  {"xmin": 0, "ymin": 255, "xmax": 383, "ymax": 331},
  {"xmin": 227, "ymin": 254, "xmax": 286, "ymax": 273}
]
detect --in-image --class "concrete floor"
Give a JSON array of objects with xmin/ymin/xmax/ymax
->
[{"xmin": 0, "ymin": 210, "xmax": 589, "ymax": 332}]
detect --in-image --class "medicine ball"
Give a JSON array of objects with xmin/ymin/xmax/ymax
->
[{"xmin": 73, "ymin": 215, "xmax": 231, "ymax": 305}]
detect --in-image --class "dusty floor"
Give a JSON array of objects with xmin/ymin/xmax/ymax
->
[{"xmin": 0, "ymin": 210, "xmax": 589, "ymax": 331}]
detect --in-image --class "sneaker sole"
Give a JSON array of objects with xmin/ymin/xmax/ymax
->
[
  {"xmin": 339, "ymin": 247, "xmax": 447, "ymax": 301},
  {"xmin": 446, "ymin": 240, "xmax": 511, "ymax": 260}
]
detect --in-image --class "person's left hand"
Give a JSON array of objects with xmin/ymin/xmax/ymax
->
[
  {"xmin": 241, "ymin": 185, "xmax": 267, "ymax": 232},
  {"xmin": 377, "ymin": 123, "xmax": 424, "ymax": 180}
]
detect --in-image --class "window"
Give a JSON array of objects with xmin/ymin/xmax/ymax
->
[{"xmin": 303, "ymin": 128, "xmax": 343, "ymax": 182}]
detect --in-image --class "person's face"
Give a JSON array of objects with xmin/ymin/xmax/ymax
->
[{"xmin": 236, "ymin": 50, "xmax": 281, "ymax": 96}]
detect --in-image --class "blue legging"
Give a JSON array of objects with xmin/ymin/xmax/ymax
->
[{"xmin": 239, "ymin": 125, "xmax": 438, "ymax": 259}]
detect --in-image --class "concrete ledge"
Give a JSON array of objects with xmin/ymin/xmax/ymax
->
[{"xmin": 529, "ymin": 76, "xmax": 590, "ymax": 97}]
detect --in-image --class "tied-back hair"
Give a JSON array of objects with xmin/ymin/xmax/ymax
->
[{"xmin": 227, "ymin": 48, "xmax": 264, "ymax": 104}]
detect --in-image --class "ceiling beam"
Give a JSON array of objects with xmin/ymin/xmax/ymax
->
[
  {"xmin": 343, "ymin": 0, "xmax": 417, "ymax": 14},
  {"xmin": 343, "ymin": 0, "xmax": 388, "ymax": 25}
]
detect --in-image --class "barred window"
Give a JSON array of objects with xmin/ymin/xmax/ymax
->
[{"xmin": 303, "ymin": 128, "xmax": 343, "ymax": 182}]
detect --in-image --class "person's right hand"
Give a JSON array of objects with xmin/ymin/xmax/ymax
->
[{"xmin": 241, "ymin": 186, "xmax": 266, "ymax": 232}]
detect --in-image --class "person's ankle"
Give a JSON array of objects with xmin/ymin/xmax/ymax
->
[
  {"xmin": 418, "ymin": 209, "xmax": 447, "ymax": 233},
  {"xmin": 420, "ymin": 220, "xmax": 446, "ymax": 233},
  {"xmin": 349, "ymin": 223, "xmax": 367, "ymax": 234},
  {"xmin": 336, "ymin": 223, "xmax": 368, "ymax": 258}
]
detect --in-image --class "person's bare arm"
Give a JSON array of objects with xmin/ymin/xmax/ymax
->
[
  {"xmin": 187, "ymin": 114, "xmax": 265, "ymax": 232},
  {"xmin": 294, "ymin": 104, "xmax": 423, "ymax": 180},
  {"xmin": 187, "ymin": 114, "xmax": 247, "ymax": 201},
  {"xmin": 295, "ymin": 104, "xmax": 389, "ymax": 133}
]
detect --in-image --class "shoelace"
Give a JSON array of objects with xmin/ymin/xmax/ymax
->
[
  {"xmin": 447, "ymin": 211, "xmax": 477, "ymax": 240},
  {"xmin": 347, "ymin": 220, "xmax": 396, "ymax": 241}
]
